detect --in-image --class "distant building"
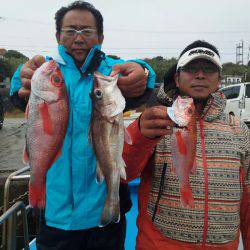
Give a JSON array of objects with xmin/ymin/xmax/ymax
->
[
  {"xmin": 221, "ymin": 75, "xmax": 243, "ymax": 87},
  {"xmin": 0, "ymin": 48, "xmax": 7, "ymax": 59}
]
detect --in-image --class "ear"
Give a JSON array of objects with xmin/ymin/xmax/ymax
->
[
  {"xmin": 216, "ymin": 73, "xmax": 222, "ymax": 89},
  {"xmin": 174, "ymin": 73, "xmax": 180, "ymax": 88},
  {"xmin": 98, "ymin": 34, "xmax": 104, "ymax": 44},
  {"xmin": 56, "ymin": 32, "xmax": 60, "ymax": 43}
]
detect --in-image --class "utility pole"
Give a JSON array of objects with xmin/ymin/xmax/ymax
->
[
  {"xmin": 247, "ymin": 45, "xmax": 250, "ymax": 66},
  {"xmin": 245, "ymin": 45, "xmax": 250, "ymax": 81},
  {"xmin": 236, "ymin": 40, "xmax": 244, "ymax": 65}
]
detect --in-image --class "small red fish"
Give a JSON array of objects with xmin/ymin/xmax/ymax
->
[
  {"xmin": 24, "ymin": 60, "xmax": 69, "ymax": 209},
  {"xmin": 170, "ymin": 96, "xmax": 197, "ymax": 208}
]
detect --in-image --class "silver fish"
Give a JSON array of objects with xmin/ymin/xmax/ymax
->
[{"xmin": 90, "ymin": 71, "xmax": 126, "ymax": 227}]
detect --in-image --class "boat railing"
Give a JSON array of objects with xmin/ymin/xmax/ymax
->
[
  {"xmin": 1, "ymin": 166, "xmax": 31, "ymax": 250},
  {"xmin": 0, "ymin": 201, "xmax": 30, "ymax": 250}
]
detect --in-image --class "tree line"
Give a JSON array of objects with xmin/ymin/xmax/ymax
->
[{"xmin": 1, "ymin": 50, "xmax": 250, "ymax": 83}]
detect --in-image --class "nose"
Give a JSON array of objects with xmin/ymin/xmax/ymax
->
[
  {"xmin": 74, "ymin": 33, "xmax": 85, "ymax": 43},
  {"xmin": 195, "ymin": 69, "xmax": 205, "ymax": 79}
]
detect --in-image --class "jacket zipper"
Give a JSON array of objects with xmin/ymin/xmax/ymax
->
[{"xmin": 200, "ymin": 118, "xmax": 209, "ymax": 245}]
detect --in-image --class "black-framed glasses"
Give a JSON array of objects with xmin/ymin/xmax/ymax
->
[
  {"xmin": 180, "ymin": 63, "xmax": 219, "ymax": 74},
  {"xmin": 61, "ymin": 28, "xmax": 97, "ymax": 38}
]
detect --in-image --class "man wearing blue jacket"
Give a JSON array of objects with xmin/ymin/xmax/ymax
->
[{"xmin": 10, "ymin": 1, "xmax": 155, "ymax": 249}]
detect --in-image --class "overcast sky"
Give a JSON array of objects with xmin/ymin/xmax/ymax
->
[{"xmin": 1, "ymin": 0, "xmax": 250, "ymax": 64}]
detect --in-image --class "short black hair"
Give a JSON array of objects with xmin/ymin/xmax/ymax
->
[
  {"xmin": 55, "ymin": 1, "xmax": 104, "ymax": 34},
  {"xmin": 179, "ymin": 40, "xmax": 220, "ymax": 58}
]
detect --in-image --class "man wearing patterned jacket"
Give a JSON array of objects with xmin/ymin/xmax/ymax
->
[{"xmin": 123, "ymin": 40, "xmax": 250, "ymax": 250}]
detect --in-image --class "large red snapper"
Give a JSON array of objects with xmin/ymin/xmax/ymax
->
[
  {"xmin": 90, "ymin": 71, "xmax": 127, "ymax": 227},
  {"xmin": 169, "ymin": 96, "xmax": 197, "ymax": 208},
  {"xmin": 24, "ymin": 60, "xmax": 69, "ymax": 209}
]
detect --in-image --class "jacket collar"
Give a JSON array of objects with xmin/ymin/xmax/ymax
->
[{"xmin": 52, "ymin": 44, "xmax": 102, "ymax": 74}]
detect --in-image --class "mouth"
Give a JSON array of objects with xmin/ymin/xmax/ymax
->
[
  {"xmin": 191, "ymin": 85, "xmax": 208, "ymax": 89},
  {"xmin": 72, "ymin": 48, "xmax": 88, "ymax": 53}
]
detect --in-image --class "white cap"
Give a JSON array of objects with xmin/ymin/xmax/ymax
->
[{"xmin": 176, "ymin": 47, "xmax": 222, "ymax": 72}]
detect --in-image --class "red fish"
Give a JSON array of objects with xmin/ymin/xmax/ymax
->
[
  {"xmin": 24, "ymin": 60, "xmax": 69, "ymax": 209},
  {"xmin": 170, "ymin": 96, "xmax": 197, "ymax": 208}
]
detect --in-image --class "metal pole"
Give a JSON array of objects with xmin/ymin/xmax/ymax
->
[
  {"xmin": 2, "ymin": 166, "xmax": 30, "ymax": 250},
  {"xmin": 0, "ymin": 201, "xmax": 30, "ymax": 250}
]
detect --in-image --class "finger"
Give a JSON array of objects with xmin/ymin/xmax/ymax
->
[
  {"xmin": 118, "ymin": 78, "xmax": 147, "ymax": 97},
  {"xmin": 21, "ymin": 78, "xmax": 31, "ymax": 89},
  {"xmin": 29, "ymin": 55, "xmax": 45, "ymax": 70},
  {"xmin": 142, "ymin": 128, "xmax": 172, "ymax": 138},
  {"xmin": 120, "ymin": 87, "xmax": 145, "ymax": 98},
  {"xmin": 18, "ymin": 87, "xmax": 31, "ymax": 99},
  {"xmin": 118, "ymin": 71, "xmax": 145, "ymax": 86},
  {"xmin": 110, "ymin": 64, "xmax": 122, "ymax": 77},
  {"xmin": 143, "ymin": 119, "xmax": 173, "ymax": 129},
  {"xmin": 20, "ymin": 67, "xmax": 34, "ymax": 80},
  {"xmin": 118, "ymin": 77, "xmax": 146, "ymax": 91},
  {"xmin": 143, "ymin": 106, "xmax": 168, "ymax": 119}
]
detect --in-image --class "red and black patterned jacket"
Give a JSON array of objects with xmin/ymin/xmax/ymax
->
[{"xmin": 123, "ymin": 91, "xmax": 250, "ymax": 250}]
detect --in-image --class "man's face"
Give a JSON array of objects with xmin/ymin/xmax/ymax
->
[
  {"xmin": 174, "ymin": 59, "xmax": 221, "ymax": 100},
  {"xmin": 56, "ymin": 9, "xmax": 104, "ymax": 65}
]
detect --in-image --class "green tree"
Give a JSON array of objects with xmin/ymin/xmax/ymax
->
[
  {"xmin": 4, "ymin": 50, "xmax": 28, "ymax": 60},
  {"xmin": 1, "ymin": 50, "xmax": 29, "ymax": 78},
  {"xmin": 0, "ymin": 58, "xmax": 12, "ymax": 81},
  {"xmin": 144, "ymin": 57, "xmax": 177, "ymax": 83}
]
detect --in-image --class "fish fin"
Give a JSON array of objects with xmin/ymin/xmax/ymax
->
[
  {"xmin": 23, "ymin": 146, "xmax": 29, "ymax": 165},
  {"xmin": 29, "ymin": 181, "xmax": 46, "ymax": 209},
  {"xmin": 96, "ymin": 162, "xmax": 104, "ymax": 184},
  {"xmin": 38, "ymin": 102, "xmax": 53, "ymax": 135},
  {"xmin": 110, "ymin": 119, "xmax": 119, "ymax": 135},
  {"xmin": 180, "ymin": 184, "xmax": 194, "ymax": 208},
  {"xmin": 51, "ymin": 148, "xmax": 62, "ymax": 165},
  {"xmin": 124, "ymin": 128, "xmax": 132, "ymax": 145},
  {"xmin": 175, "ymin": 130, "xmax": 187, "ymax": 155},
  {"xmin": 99, "ymin": 199, "xmax": 120, "ymax": 227},
  {"xmin": 119, "ymin": 159, "xmax": 127, "ymax": 180}
]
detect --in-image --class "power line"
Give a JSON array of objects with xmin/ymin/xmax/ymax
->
[
  {"xmin": 2, "ymin": 17, "xmax": 250, "ymax": 34},
  {"xmin": 0, "ymin": 44, "xmax": 243, "ymax": 51}
]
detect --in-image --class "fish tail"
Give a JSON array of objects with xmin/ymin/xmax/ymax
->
[
  {"xmin": 119, "ymin": 159, "xmax": 126, "ymax": 180},
  {"xmin": 29, "ymin": 181, "xmax": 46, "ymax": 209},
  {"xmin": 99, "ymin": 199, "xmax": 120, "ymax": 227},
  {"xmin": 180, "ymin": 184, "xmax": 194, "ymax": 208},
  {"xmin": 22, "ymin": 146, "xmax": 29, "ymax": 165},
  {"xmin": 96, "ymin": 163, "xmax": 104, "ymax": 184}
]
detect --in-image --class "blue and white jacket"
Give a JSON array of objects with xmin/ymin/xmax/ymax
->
[{"xmin": 10, "ymin": 45, "xmax": 155, "ymax": 230}]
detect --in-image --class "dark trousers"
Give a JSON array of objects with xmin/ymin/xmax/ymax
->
[{"xmin": 36, "ymin": 214, "xmax": 126, "ymax": 250}]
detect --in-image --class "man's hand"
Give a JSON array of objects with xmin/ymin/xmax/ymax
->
[
  {"xmin": 139, "ymin": 106, "xmax": 174, "ymax": 139},
  {"xmin": 18, "ymin": 55, "xmax": 45, "ymax": 100},
  {"xmin": 110, "ymin": 62, "xmax": 148, "ymax": 98}
]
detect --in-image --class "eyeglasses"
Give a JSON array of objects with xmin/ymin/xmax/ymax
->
[
  {"xmin": 180, "ymin": 63, "xmax": 219, "ymax": 74},
  {"xmin": 61, "ymin": 28, "xmax": 97, "ymax": 38}
]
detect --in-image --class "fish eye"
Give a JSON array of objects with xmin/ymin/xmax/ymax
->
[
  {"xmin": 94, "ymin": 89, "xmax": 103, "ymax": 99},
  {"xmin": 188, "ymin": 108, "xmax": 193, "ymax": 114},
  {"xmin": 51, "ymin": 74, "xmax": 63, "ymax": 87}
]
